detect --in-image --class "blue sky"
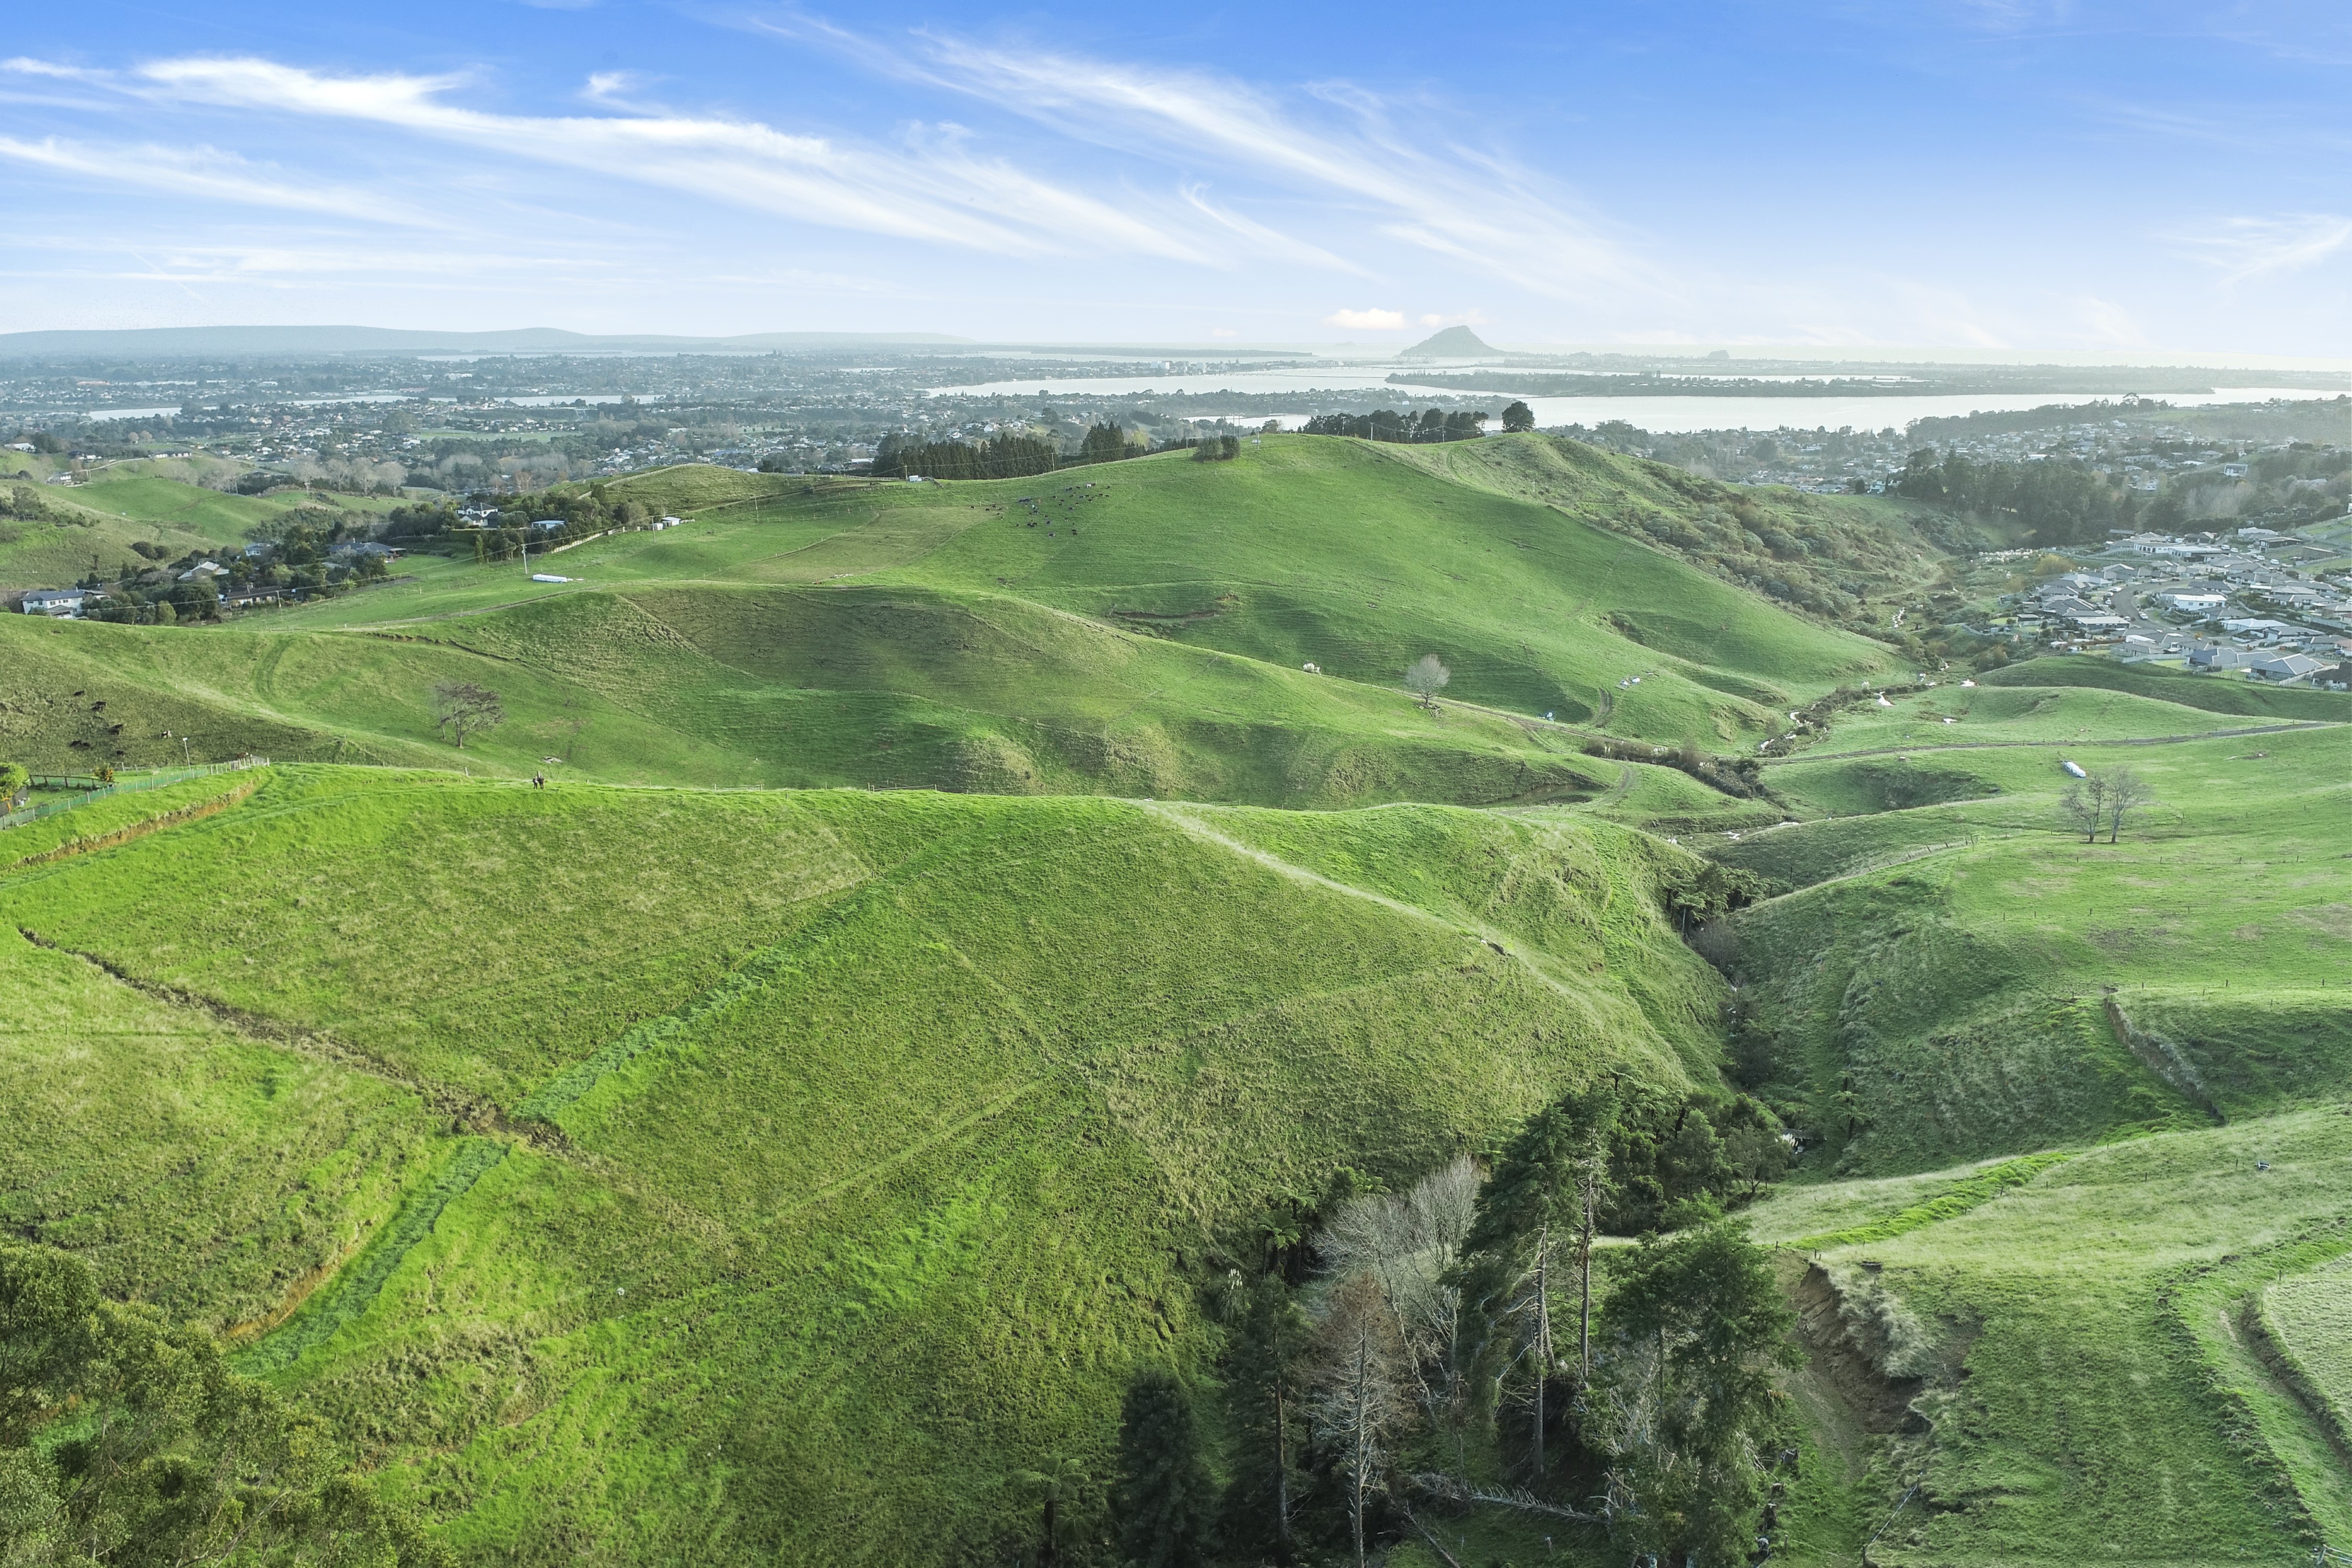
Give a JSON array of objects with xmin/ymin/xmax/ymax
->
[{"xmin": 3, "ymin": 1, "xmax": 2348, "ymax": 351}]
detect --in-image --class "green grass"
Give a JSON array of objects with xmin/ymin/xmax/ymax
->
[
  {"xmin": 1789, "ymin": 680, "xmax": 2301, "ymax": 753},
  {"xmin": 7, "ymin": 435, "xmax": 1910, "ymax": 812},
  {"xmin": 0, "ymin": 766, "xmax": 1731, "ymax": 1563},
  {"xmin": 237, "ymin": 1138, "xmax": 509, "ymax": 1376},
  {"xmin": 1748, "ymin": 1111, "xmax": 2352, "ymax": 1564},
  {"xmin": 1720, "ymin": 722, "xmax": 2351, "ymax": 1175},
  {"xmin": 0, "ymin": 768, "xmax": 264, "ymax": 869},
  {"xmin": 1790, "ymin": 1150, "xmax": 2075, "ymax": 1248},
  {"xmin": 0, "ymin": 590, "xmax": 1645, "ymax": 806},
  {"xmin": 1981, "ymin": 654, "xmax": 2352, "ymax": 722},
  {"xmin": 0, "ymin": 922, "xmax": 439, "ymax": 1330},
  {"xmin": 244, "ymin": 437, "xmax": 1900, "ymax": 751},
  {"xmin": 0, "ymin": 468, "xmax": 400, "ymax": 589},
  {"xmin": 8, "ymin": 438, "xmax": 2351, "ymax": 1567},
  {"xmin": 2258, "ymin": 1254, "xmax": 2352, "ymax": 1448}
]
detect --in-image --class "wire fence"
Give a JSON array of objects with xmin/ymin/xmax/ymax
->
[{"xmin": 1, "ymin": 756, "xmax": 268, "ymax": 832}]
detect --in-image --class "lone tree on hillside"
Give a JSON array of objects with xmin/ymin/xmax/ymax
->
[
  {"xmin": 1403, "ymin": 654, "xmax": 1451, "ymax": 710},
  {"xmin": 0, "ymin": 762, "xmax": 26, "ymax": 811},
  {"xmin": 431, "ymin": 682, "xmax": 506, "ymax": 750},
  {"xmin": 1502, "ymin": 400, "xmax": 1536, "ymax": 433},
  {"xmin": 2104, "ymin": 766, "xmax": 2153, "ymax": 843},
  {"xmin": 2059, "ymin": 771, "xmax": 2109, "ymax": 843}
]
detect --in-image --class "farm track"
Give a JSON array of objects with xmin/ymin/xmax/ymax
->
[
  {"xmin": 0, "ymin": 775, "xmax": 262, "ymax": 870},
  {"xmin": 1767, "ymin": 719, "xmax": 2333, "ymax": 765},
  {"xmin": 12, "ymin": 927, "xmax": 573, "ymax": 1157},
  {"xmin": 1140, "ymin": 802, "xmax": 1658, "ymax": 1058}
]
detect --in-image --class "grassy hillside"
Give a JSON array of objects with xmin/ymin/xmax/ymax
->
[
  {"xmin": 1746, "ymin": 1111, "xmax": 2352, "ymax": 1565},
  {"xmin": 1715, "ymin": 723, "xmax": 2349, "ymax": 1174},
  {"xmin": 4, "ymin": 435, "xmax": 1912, "ymax": 813},
  {"xmin": 1385, "ymin": 432, "xmax": 1962, "ymax": 631},
  {"xmin": 241, "ymin": 436, "xmax": 1901, "ymax": 746},
  {"xmin": 1780, "ymin": 679, "xmax": 2316, "ymax": 753},
  {"xmin": 1982, "ymin": 654, "xmax": 2352, "ymax": 722},
  {"xmin": 1, "ymin": 467, "xmax": 400, "ymax": 589},
  {"xmin": 0, "ymin": 592, "xmax": 1640, "ymax": 806},
  {"xmin": 11, "ymin": 433, "xmax": 2349, "ymax": 1568},
  {"xmin": 0, "ymin": 766, "xmax": 1728, "ymax": 1563}
]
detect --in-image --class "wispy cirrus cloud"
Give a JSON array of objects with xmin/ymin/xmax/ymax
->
[
  {"xmin": 750, "ymin": 17, "xmax": 1659, "ymax": 303},
  {"xmin": 0, "ymin": 134, "xmax": 445, "ymax": 227},
  {"xmin": 113, "ymin": 55, "xmax": 1233, "ymax": 263},
  {"xmin": 2174, "ymin": 212, "xmax": 2352, "ymax": 286}
]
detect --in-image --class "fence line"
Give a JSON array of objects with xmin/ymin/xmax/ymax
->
[{"xmin": 1, "ymin": 756, "xmax": 268, "ymax": 831}]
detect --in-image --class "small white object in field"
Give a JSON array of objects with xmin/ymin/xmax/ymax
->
[
  {"xmin": 531, "ymin": 573, "xmax": 571, "ymax": 583},
  {"xmin": 2061, "ymin": 759, "xmax": 2088, "ymax": 779}
]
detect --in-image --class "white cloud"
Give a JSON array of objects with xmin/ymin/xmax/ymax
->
[
  {"xmin": 2073, "ymin": 295, "xmax": 2148, "ymax": 348},
  {"xmin": 1324, "ymin": 307, "xmax": 1405, "ymax": 330},
  {"xmin": 2175, "ymin": 213, "xmax": 2352, "ymax": 285},
  {"xmin": 0, "ymin": 134, "xmax": 444, "ymax": 227},
  {"xmin": 2, "ymin": 56, "xmax": 108, "ymax": 81},
  {"xmin": 582, "ymin": 71, "xmax": 649, "ymax": 105},
  {"xmin": 834, "ymin": 29, "xmax": 1659, "ymax": 302},
  {"xmin": 126, "ymin": 55, "xmax": 1220, "ymax": 262}
]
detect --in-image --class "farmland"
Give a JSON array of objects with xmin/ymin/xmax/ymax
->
[{"xmin": 1, "ymin": 429, "xmax": 2346, "ymax": 1567}]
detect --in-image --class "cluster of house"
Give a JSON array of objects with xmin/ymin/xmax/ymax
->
[
  {"xmin": 17, "ymin": 539, "xmax": 412, "ymax": 618},
  {"xmin": 451, "ymin": 509, "xmax": 684, "ymax": 533},
  {"xmin": 1985, "ymin": 525, "xmax": 2350, "ymax": 689}
]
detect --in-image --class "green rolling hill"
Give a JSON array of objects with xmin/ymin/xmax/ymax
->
[
  {"xmin": 4, "ymin": 435, "xmax": 1899, "ymax": 811},
  {"xmin": 0, "ymin": 767, "xmax": 1726, "ymax": 1563},
  {"xmin": 3, "ymin": 429, "xmax": 2348, "ymax": 1568}
]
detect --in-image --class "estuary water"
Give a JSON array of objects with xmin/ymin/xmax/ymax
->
[{"xmin": 931, "ymin": 367, "xmax": 2343, "ymax": 434}]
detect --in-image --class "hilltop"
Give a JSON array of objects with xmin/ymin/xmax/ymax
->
[
  {"xmin": 2, "ymin": 434, "xmax": 1905, "ymax": 815},
  {"xmin": 1397, "ymin": 325, "xmax": 1500, "ymax": 359}
]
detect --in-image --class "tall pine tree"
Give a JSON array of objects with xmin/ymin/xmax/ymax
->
[
  {"xmin": 1220, "ymin": 1278, "xmax": 1311, "ymax": 1563},
  {"xmin": 1114, "ymin": 1369, "xmax": 1215, "ymax": 1568}
]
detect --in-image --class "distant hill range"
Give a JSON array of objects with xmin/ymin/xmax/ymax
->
[
  {"xmin": 0, "ymin": 326, "xmax": 980, "ymax": 358},
  {"xmin": 1396, "ymin": 326, "xmax": 1501, "ymax": 360},
  {"xmin": 0, "ymin": 327, "xmax": 1321, "ymax": 360}
]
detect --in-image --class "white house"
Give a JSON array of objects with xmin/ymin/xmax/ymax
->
[
  {"xmin": 20, "ymin": 589, "xmax": 89, "ymax": 617},
  {"xmin": 2164, "ymin": 593, "xmax": 2227, "ymax": 613}
]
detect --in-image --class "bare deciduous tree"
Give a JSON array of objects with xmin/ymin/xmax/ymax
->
[
  {"xmin": 1310, "ymin": 1271, "xmax": 1410, "ymax": 1568},
  {"xmin": 1316, "ymin": 1157, "xmax": 1480, "ymax": 1443},
  {"xmin": 432, "ymin": 682, "xmax": 505, "ymax": 750},
  {"xmin": 1403, "ymin": 654, "xmax": 1451, "ymax": 710},
  {"xmin": 2059, "ymin": 772, "xmax": 2108, "ymax": 843},
  {"xmin": 2104, "ymin": 766, "xmax": 2153, "ymax": 843}
]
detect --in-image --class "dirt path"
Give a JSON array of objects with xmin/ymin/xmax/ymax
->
[
  {"xmin": 1766, "ymin": 720, "xmax": 2331, "ymax": 766},
  {"xmin": 1137, "ymin": 802, "xmax": 1676, "ymax": 1072}
]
